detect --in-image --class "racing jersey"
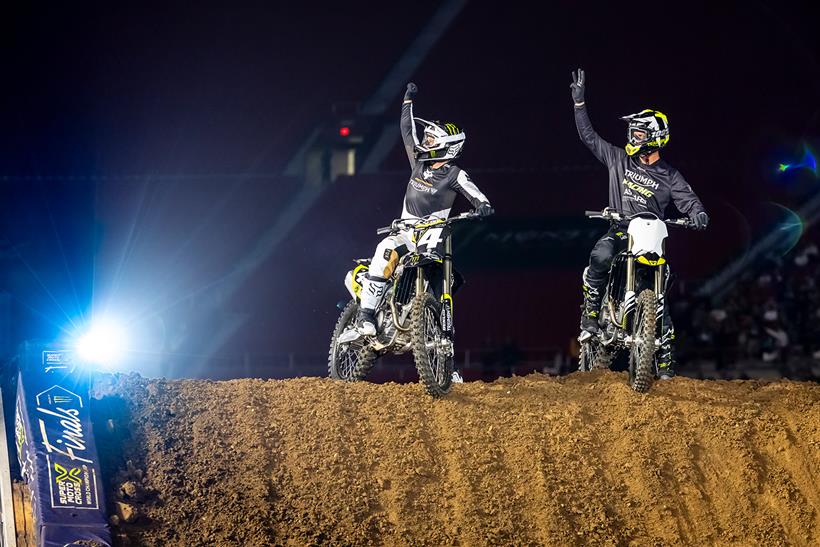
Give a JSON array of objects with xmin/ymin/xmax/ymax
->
[
  {"xmin": 399, "ymin": 101, "xmax": 490, "ymax": 220},
  {"xmin": 574, "ymin": 105, "xmax": 705, "ymax": 220}
]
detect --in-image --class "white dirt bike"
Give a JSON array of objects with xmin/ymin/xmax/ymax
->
[
  {"xmin": 328, "ymin": 212, "xmax": 478, "ymax": 397},
  {"xmin": 579, "ymin": 208, "xmax": 694, "ymax": 392}
]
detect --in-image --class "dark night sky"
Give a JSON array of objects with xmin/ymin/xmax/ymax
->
[{"xmin": 0, "ymin": 2, "xmax": 817, "ymax": 376}]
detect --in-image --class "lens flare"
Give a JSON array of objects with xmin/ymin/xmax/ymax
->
[
  {"xmin": 767, "ymin": 202, "xmax": 804, "ymax": 257},
  {"xmin": 777, "ymin": 143, "xmax": 817, "ymax": 176},
  {"xmin": 75, "ymin": 319, "xmax": 128, "ymax": 366}
]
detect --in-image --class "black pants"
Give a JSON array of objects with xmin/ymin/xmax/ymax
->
[{"xmin": 586, "ymin": 228, "xmax": 627, "ymax": 289}]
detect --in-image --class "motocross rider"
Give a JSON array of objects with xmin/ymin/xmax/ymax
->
[
  {"xmin": 356, "ymin": 83, "xmax": 494, "ymax": 356},
  {"xmin": 570, "ymin": 68, "xmax": 708, "ymax": 379}
]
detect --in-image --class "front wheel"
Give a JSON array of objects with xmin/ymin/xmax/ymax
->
[
  {"xmin": 411, "ymin": 292, "xmax": 454, "ymax": 398},
  {"xmin": 328, "ymin": 300, "xmax": 376, "ymax": 381},
  {"xmin": 628, "ymin": 289, "xmax": 657, "ymax": 392}
]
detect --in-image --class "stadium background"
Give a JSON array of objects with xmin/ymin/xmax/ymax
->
[{"xmin": 0, "ymin": 1, "xmax": 817, "ymax": 380}]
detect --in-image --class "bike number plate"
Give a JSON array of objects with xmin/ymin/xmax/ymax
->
[{"xmin": 416, "ymin": 226, "xmax": 450, "ymax": 254}]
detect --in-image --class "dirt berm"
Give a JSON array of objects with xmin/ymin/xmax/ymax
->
[{"xmin": 92, "ymin": 372, "xmax": 819, "ymax": 546}]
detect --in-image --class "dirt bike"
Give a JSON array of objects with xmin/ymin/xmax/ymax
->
[
  {"xmin": 328, "ymin": 211, "xmax": 479, "ymax": 397},
  {"xmin": 578, "ymin": 208, "xmax": 694, "ymax": 392}
]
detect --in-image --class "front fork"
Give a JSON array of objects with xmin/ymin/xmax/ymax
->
[
  {"xmin": 655, "ymin": 263, "xmax": 666, "ymax": 339},
  {"xmin": 414, "ymin": 235, "xmax": 454, "ymax": 338},
  {"xmin": 623, "ymin": 254, "xmax": 665, "ymax": 325},
  {"xmin": 441, "ymin": 236, "xmax": 454, "ymax": 337}
]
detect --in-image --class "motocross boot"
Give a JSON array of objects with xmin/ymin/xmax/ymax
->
[
  {"xmin": 356, "ymin": 308, "xmax": 377, "ymax": 336},
  {"xmin": 657, "ymin": 326, "xmax": 676, "ymax": 380},
  {"xmin": 357, "ymin": 275, "xmax": 386, "ymax": 336},
  {"xmin": 579, "ymin": 269, "xmax": 603, "ymax": 339},
  {"xmin": 451, "ymin": 370, "xmax": 464, "ymax": 384}
]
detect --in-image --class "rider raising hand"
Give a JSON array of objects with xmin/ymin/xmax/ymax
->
[
  {"xmin": 356, "ymin": 83, "xmax": 493, "ymax": 340},
  {"xmin": 571, "ymin": 68, "xmax": 708, "ymax": 379}
]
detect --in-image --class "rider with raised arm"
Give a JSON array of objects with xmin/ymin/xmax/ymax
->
[
  {"xmin": 356, "ymin": 83, "xmax": 494, "ymax": 343},
  {"xmin": 570, "ymin": 68, "xmax": 709, "ymax": 379}
]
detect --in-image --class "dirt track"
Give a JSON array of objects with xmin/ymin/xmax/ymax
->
[{"xmin": 92, "ymin": 372, "xmax": 820, "ymax": 546}]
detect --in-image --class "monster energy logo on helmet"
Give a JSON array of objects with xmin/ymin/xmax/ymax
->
[
  {"xmin": 621, "ymin": 109, "xmax": 670, "ymax": 156},
  {"xmin": 414, "ymin": 117, "xmax": 466, "ymax": 162}
]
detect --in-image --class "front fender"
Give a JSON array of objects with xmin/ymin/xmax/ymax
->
[{"xmin": 401, "ymin": 252, "xmax": 442, "ymax": 269}]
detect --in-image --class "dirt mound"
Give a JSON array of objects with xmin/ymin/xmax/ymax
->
[{"xmin": 91, "ymin": 372, "xmax": 819, "ymax": 546}]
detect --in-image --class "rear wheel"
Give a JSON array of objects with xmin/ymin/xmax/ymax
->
[
  {"xmin": 328, "ymin": 300, "xmax": 376, "ymax": 381},
  {"xmin": 628, "ymin": 289, "xmax": 657, "ymax": 392},
  {"xmin": 411, "ymin": 292, "xmax": 454, "ymax": 398},
  {"xmin": 579, "ymin": 337, "xmax": 613, "ymax": 371}
]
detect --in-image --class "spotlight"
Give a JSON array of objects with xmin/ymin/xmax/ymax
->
[{"xmin": 75, "ymin": 320, "xmax": 128, "ymax": 366}]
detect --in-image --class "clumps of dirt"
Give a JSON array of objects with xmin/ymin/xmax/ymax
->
[{"xmin": 91, "ymin": 372, "xmax": 820, "ymax": 546}]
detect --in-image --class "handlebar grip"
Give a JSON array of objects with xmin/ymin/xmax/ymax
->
[
  {"xmin": 376, "ymin": 227, "xmax": 391, "ymax": 235},
  {"xmin": 584, "ymin": 210, "xmax": 602, "ymax": 217}
]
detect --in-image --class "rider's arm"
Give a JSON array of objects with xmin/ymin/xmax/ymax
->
[
  {"xmin": 670, "ymin": 171, "xmax": 706, "ymax": 216},
  {"xmin": 574, "ymin": 104, "xmax": 624, "ymax": 167},
  {"xmin": 401, "ymin": 100, "xmax": 419, "ymax": 168},
  {"xmin": 450, "ymin": 169, "xmax": 490, "ymax": 208}
]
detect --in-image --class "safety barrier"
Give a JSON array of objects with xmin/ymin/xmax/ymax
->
[{"xmin": 14, "ymin": 342, "xmax": 110, "ymax": 547}]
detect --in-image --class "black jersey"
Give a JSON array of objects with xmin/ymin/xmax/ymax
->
[
  {"xmin": 574, "ymin": 105, "xmax": 705, "ymax": 220},
  {"xmin": 399, "ymin": 101, "xmax": 489, "ymax": 219}
]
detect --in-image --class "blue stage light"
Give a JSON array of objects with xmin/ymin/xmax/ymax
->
[{"xmin": 75, "ymin": 319, "xmax": 128, "ymax": 366}]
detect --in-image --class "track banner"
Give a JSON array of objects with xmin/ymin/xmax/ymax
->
[{"xmin": 15, "ymin": 341, "xmax": 111, "ymax": 547}]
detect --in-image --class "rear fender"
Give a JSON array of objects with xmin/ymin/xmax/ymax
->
[{"xmin": 344, "ymin": 263, "xmax": 370, "ymax": 301}]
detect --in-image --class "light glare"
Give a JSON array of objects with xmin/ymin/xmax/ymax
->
[{"xmin": 76, "ymin": 321, "xmax": 128, "ymax": 366}]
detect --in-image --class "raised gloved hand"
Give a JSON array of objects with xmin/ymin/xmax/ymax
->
[
  {"xmin": 404, "ymin": 82, "xmax": 418, "ymax": 101},
  {"xmin": 570, "ymin": 68, "xmax": 585, "ymax": 105},
  {"xmin": 691, "ymin": 211, "xmax": 709, "ymax": 230},
  {"xmin": 476, "ymin": 203, "xmax": 495, "ymax": 218}
]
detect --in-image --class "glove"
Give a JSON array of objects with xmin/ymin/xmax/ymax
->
[
  {"xmin": 691, "ymin": 211, "xmax": 709, "ymax": 230},
  {"xmin": 404, "ymin": 82, "xmax": 418, "ymax": 101},
  {"xmin": 476, "ymin": 203, "xmax": 495, "ymax": 218},
  {"xmin": 570, "ymin": 68, "xmax": 585, "ymax": 105}
]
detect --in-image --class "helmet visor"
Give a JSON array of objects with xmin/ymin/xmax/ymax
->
[
  {"xmin": 422, "ymin": 132, "xmax": 438, "ymax": 148},
  {"xmin": 628, "ymin": 127, "xmax": 650, "ymax": 146}
]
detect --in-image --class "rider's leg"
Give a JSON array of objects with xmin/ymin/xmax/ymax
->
[
  {"xmin": 357, "ymin": 234, "xmax": 411, "ymax": 333},
  {"xmin": 657, "ymin": 268, "xmax": 676, "ymax": 379},
  {"xmin": 580, "ymin": 229, "xmax": 626, "ymax": 335}
]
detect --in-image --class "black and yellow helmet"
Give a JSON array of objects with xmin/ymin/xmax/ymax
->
[
  {"xmin": 413, "ymin": 118, "xmax": 466, "ymax": 162},
  {"xmin": 621, "ymin": 109, "xmax": 670, "ymax": 156}
]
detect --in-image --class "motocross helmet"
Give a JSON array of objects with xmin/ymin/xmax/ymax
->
[
  {"xmin": 621, "ymin": 109, "xmax": 670, "ymax": 156},
  {"xmin": 413, "ymin": 118, "xmax": 465, "ymax": 162}
]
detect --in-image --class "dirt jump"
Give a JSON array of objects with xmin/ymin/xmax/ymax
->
[{"xmin": 90, "ymin": 371, "xmax": 819, "ymax": 546}]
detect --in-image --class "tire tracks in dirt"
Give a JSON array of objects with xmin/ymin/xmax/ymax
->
[{"xmin": 99, "ymin": 372, "xmax": 820, "ymax": 546}]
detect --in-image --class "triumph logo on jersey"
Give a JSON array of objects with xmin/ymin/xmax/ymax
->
[
  {"xmin": 410, "ymin": 178, "xmax": 438, "ymax": 194},
  {"xmin": 625, "ymin": 169, "xmax": 660, "ymax": 190}
]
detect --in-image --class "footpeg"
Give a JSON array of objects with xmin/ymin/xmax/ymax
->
[{"xmin": 338, "ymin": 329, "xmax": 362, "ymax": 344}]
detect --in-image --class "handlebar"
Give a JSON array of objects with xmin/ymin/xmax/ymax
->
[
  {"xmin": 376, "ymin": 211, "xmax": 481, "ymax": 235},
  {"xmin": 585, "ymin": 208, "xmax": 694, "ymax": 228}
]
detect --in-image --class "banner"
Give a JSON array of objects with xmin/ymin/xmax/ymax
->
[
  {"xmin": 453, "ymin": 218, "xmax": 605, "ymax": 270},
  {"xmin": 15, "ymin": 341, "xmax": 111, "ymax": 547}
]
